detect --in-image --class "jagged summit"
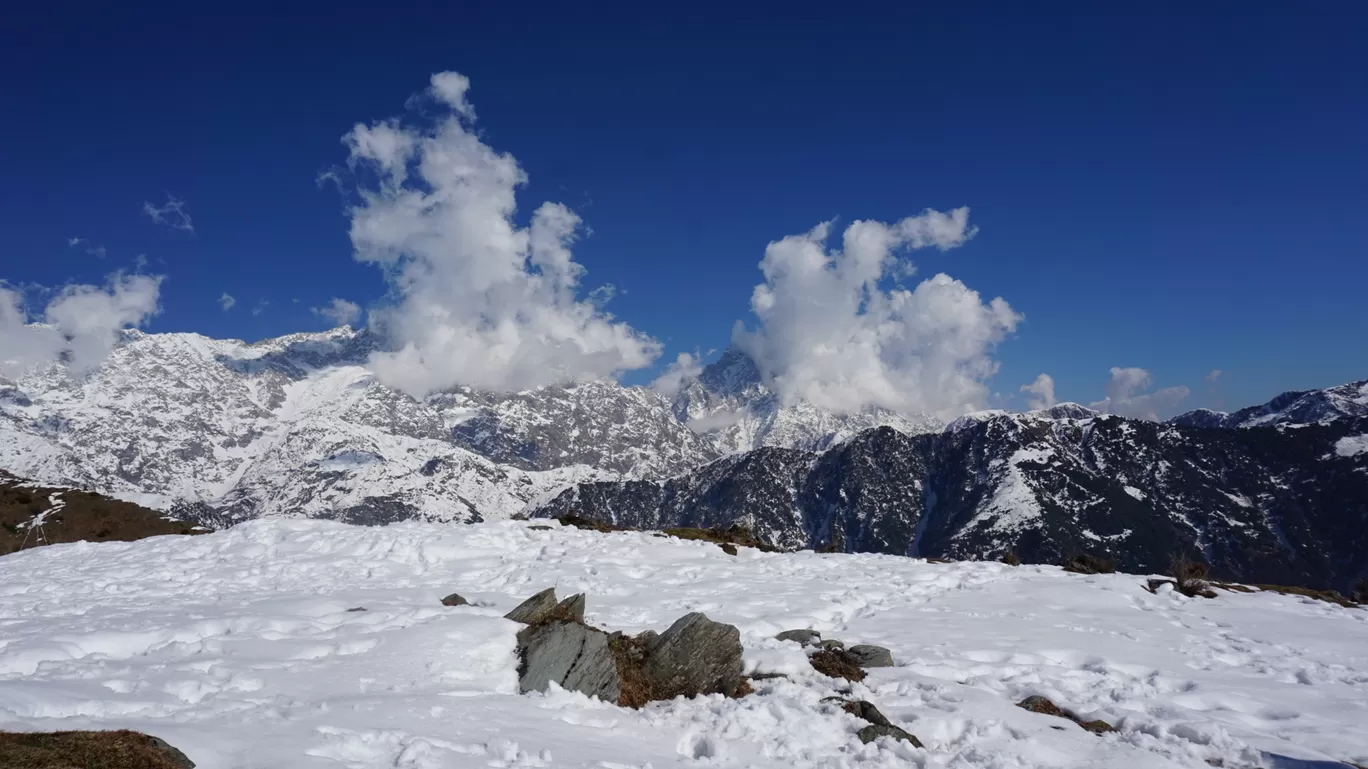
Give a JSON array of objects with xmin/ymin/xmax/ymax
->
[{"xmin": 1170, "ymin": 379, "xmax": 1368, "ymax": 429}]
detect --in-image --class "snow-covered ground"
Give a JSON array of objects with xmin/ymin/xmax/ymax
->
[{"xmin": 1, "ymin": 520, "xmax": 1366, "ymax": 769}]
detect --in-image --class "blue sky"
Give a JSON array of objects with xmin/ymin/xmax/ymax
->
[{"xmin": 2, "ymin": 1, "xmax": 1365, "ymax": 415}]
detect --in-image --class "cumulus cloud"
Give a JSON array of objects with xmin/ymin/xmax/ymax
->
[
  {"xmin": 731, "ymin": 212, "xmax": 1019, "ymax": 419},
  {"xmin": 1206, "ymin": 369, "xmax": 1223, "ymax": 383},
  {"xmin": 1089, "ymin": 366, "xmax": 1190, "ymax": 420},
  {"xmin": 0, "ymin": 273, "xmax": 162, "ymax": 378},
  {"xmin": 142, "ymin": 195, "xmax": 194, "ymax": 232},
  {"xmin": 650, "ymin": 351, "xmax": 705, "ymax": 397},
  {"xmin": 340, "ymin": 71, "xmax": 660, "ymax": 396},
  {"xmin": 313, "ymin": 297, "xmax": 362, "ymax": 327},
  {"xmin": 218, "ymin": 292, "xmax": 236, "ymax": 311},
  {"xmin": 1021, "ymin": 373, "xmax": 1057, "ymax": 410}
]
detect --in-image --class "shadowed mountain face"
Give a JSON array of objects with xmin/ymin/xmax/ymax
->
[{"xmin": 537, "ymin": 408, "xmax": 1368, "ymax": 592}]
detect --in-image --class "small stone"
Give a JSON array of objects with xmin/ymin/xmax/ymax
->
[
  {"xmin": 440, "ymin": 593, "xmax": 469, "ymax": 607},
  {"xmin": 1078, "ymin": 719, "xmax": 1116, "ymax": 734},
  {"xmin": 720, "ymin": 543, "xmax": 738, "ymax": 556},
  {"xmin": 817, "ymin": 639, "xmax": 846, "ymax": 651},
  {"xmin": 505, "ymin": 587, "xmax": 558, "ymax": 624},
  {"xmin": 776, "ymin": 628, "xmax": 821, "ymax": 646},
  {"xmin": 840, "ymin": 699, "xmax": 892, "ymax": 727},
  {"xmin": 517, "ymin": 620, "xmax": 621, "ymax": 702},
  {"xmin": 1016, "ymin": 695, "xmax": 1115, "ymax": 735},
  {"xmin": 857, "ymin": 724, "xmax": 923, "ymax": 747},
  {"xmin": 346, "ymin": 606, "xmax": 368, "ymax": 612},
  {"xmin": 809, "ymin": 649, "xmax": 866, "ymax": 682},
  {"xmin": 645, "ymin": 612, "xmax": 744, "ymax": 699},
  {"xmin": 847, "ymin": 644, "xmax": 894, "ymax": 668}
]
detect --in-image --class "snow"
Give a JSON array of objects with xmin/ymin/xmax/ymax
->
[
  {"xmin": 1334, "ymin": 435, "xmax": 1368, "ymax": 458},
  {"xmin": 5, "ymin": 521, "xmax": 1364, "ymax": 769}
]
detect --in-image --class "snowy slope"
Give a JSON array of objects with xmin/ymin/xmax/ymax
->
[
  {"xmin": 672, "ymin": 348, "xmax": 942, "ymax": 454},
  {"xmin": 1, "ymin": 519, "xmax": 1366, "ymax": 769}
]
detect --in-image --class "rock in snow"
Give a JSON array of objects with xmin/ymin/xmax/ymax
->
[
  {"xmin": 516, "ymin": 620, "xmax": 621, "ymax": 702},
  {"xmin": 1, "ymin": 518, "xmax": 1367, "ymax": 768},
  {"xmin": 504, "ymin": 587, "xmax": 560, "ymax": 624},
  {"xmin": 846, "ymin": 644, "xmax": 895, "ymax": 668},
  {"xmin": 643, "ymin": 612, "xmax": 745, "ymax": 700}
]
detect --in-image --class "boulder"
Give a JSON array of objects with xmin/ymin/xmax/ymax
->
[
  {"xmin": 776, "ymin": 628, "xmax": 821, "ymax": 646},
  {"xmin": 0, "ymin": 730, "xmax": 195, "ymax": 769},
  {"xmin": 645, "ymin": 613, "xmax": 744, "ymax": 699},
  {"xmin": 847, "ymin": 644, "xmax": 894, "ymax": 668},
  {"xmin": 505, "ymin": 588, "xmax": 558, "ymax": 624},
  {"xmin": 553, "ymin": 593, "xmax": 586, "ymax": 622},
  {"xmin": 440, "ymin": 593, "xmax": 469, "ymax": 607},
  {"xmin": 517, "ymin": 620, "xmax": 620, "ymax": 702},
  {"xmin": 809, "ymin": 649, "xmax": 866, "ymax": 682},
  {"xmin": 857, "ymin": 724, "xmax": 923, "ymax": 747}
]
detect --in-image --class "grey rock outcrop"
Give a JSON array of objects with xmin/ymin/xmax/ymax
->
[
  {"xmin": 857, "ymin": 724, "xmax": 922, "ymax": 747},
  {"xmin": 505, "ymin": 588, "xmax": 559, "ymax": 624},
  {"xmin": 847, "ymin": 644, "xmax": 894, "ymax": 667},
  {"xmin": 775, "ymin": 628, "xmax": 821, "ymax": 646},
  {"xmin": 516, "ymin": 620, "xmax": 620, "ymax": 702},
  {"xmin": 440, "ymin": 593, "xmax": 469, "ymax": 607},
  {"xmin": 645, "ymin": 612, "xmax": 744, "ymax": 699}
]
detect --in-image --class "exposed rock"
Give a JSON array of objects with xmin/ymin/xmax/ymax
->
[
  {"xmin": 809, "ymin": 649, "xmax": 866, "ymax": 682},
  {"xmin": 440, "ymin": 593, "xmax": 469, "ymax": 607},
  {"xmin": 644, "ymin": 612, "xmax": 744, "ymax": 699},
  {"xmin": 345, "ymin": 606, "xmax": 367, "ymax": 612},
  {"xmin": 776, "ymin": 628, "xmax": 821, "ymax": 646},
  {"xmin": 817, "ymin": 639, "xmax": 846, "ymax": 651},
  {"xmin": 516, "ymin": 620, "xmax": 620, "ymax": 702},
  {"xmin": 552, "ymin": 593, "xmax": 586, "ymax": 622},
  {"xmin": 824, "ymin": 698, "xmax": 891, "ymax": 727},
  {"xmin": 1016, "ymin": 695, "xmax": 1115, "ymax": 734},
  {"xmin": 857, "ymin": 724, "xmax": 923, "ymax": 747},
  {"xmin": 505, "ymin": 587, "xmax": 558, "ymax": 624},
  {"xmin": 1062, "ymin": 554, "xmax": 1116, "ymax": 575},
  {"xmin": 0, "ymin": 729, "xmax": 195, "ymax": 768},
  {"xmin": 847, "ymin": 644, "xmax": 894, "ymax": 668}
]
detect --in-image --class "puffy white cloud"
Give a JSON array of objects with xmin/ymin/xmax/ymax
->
[
  {"xmin": 1206, "ymin": 369, "xmax": 1223, "ymax": 383},
  {"xmin": 732, "ymin": 212, "xmax": 1019, "ymax": 420},
  {"xmin": 650, "ymin": 351, "xmax": 704, "ymax": 397},
  {"xmin": 143, "ymin": 195, "xmax": 194, "ymax": 232},
  {"xmin": 218, "ymin": 292, "xmax": 236, "ymax": 311},
  {"xmin": 1089, "ymin": 366, "xmax": 1190, "ymax": 420},
  {"xmin": 341, "ymin": 72, "xmax": 660, "ymax": 397},
  {"xmin": 1021, "ymin": 373, "xmax": 1057, "ymax": 410},
  {"xmin": 0, "ymin": 273, "xmax": 162, "ymax": 378},
  {"xmin": 313, "ymin": 297, "xmax": 362, "ymax": 327}
]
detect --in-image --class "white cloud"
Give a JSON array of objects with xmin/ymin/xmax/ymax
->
[
  {"xmin": 67, "ymin": 237, "xmax": 106, "ymax": 259},
  {"xmin": 142, "ymin": 195, "xmax": 194, "ymax": 232},
  {"xmin": 0, "ymin": 273, "xmax": 162, "ymax": 378},
  {"xmin": 1021, "ymin": 373, "xmax": 1057, "ymax": 410},
  {"xmin": 313, "ymin": 297, "xmax": 362, "ymax": 327},
  {"xmin": 731, "ymin": 212, "xmax": 1019, "ymax": 420},
  {"xmin": 218, "ymin": 292, "xmax": 236, "ymax": 311},
  {"xmin": 1206, "ymin": 369, "xmax": 1223, "ymax": 383},
  {"xmin": 1089, "ymin": 366, "xmax": 1190, "ymax": 420},
  {"xmin": 650, "ymin": 351, "xmax": 704, "ymax": 397},
  {"xmin": 251, "ymin": 299, "xmax": 269, "ymax": 316},
  {"xmin": 340, "ymin": 71, "xmax": 660, "ymax": 397}
]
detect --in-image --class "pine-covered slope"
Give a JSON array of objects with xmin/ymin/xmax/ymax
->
[{"xmin": 536, "ymin": 404, "xmax": 1368, "ymax": 591}]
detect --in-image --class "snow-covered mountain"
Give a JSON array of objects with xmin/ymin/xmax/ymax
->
[
  {"xmin": 671, "ymin": 347, "xmax": 942, "ymax": 454},
  {"xmin": 0, "ymin": 327, "xmax": 612, "ymax": 525},
  {"xmin": 0, "ymin": 328, "xmax": 930, "ymax": 524},
  {"xmin": 537, "ymin": 400, "xmax": 1368, "ymax": 591},
  {"xmin": 1171, "ymin": 379, "xmax": 1368, "ymax": 428}
]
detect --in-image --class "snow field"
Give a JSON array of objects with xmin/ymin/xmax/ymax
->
[{"xmin": 1, "ymin": 519, "xmax": 1366, "ymax": 768}]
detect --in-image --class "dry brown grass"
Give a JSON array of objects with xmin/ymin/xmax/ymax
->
[
  {"xmin": 662, "ymin": 525, "xmax": 779, "ymax": 553},
  {"xmin": 1001, "ymin": 551, "xmax": 1021, "ymax": 566},
  {"xmin": 1250, "ymin": 583, "xmax": 1358, "ymax": 608},
  {"xmin": 554, "ymin": 515, "xmax": 623, "ymax": 533},
  {"xmin": 0, "ymin": 730, "xmax": 193, "ymax": 769},
  {"xmin": 607, "ymin": 632, "xmax": 655, "ymax": 709},
  {"xmin": 1062, "ymin": 553, "xmax": 1116, "ymax": 575},
  {"xmin": 1169, "ymin": 554, "xmax": 1217, "ymax": 598},
  {"xmin": 809, "ymin": 649, "xmax": 867, "ymax": 682},
  {"xmin": 1, "ymin": 477, "xmax": 202, "ymax": 557}
]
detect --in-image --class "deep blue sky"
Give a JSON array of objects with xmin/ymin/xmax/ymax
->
[{"xmin": 3, "ymin": 1, "xmax": 1365, "ymax": 413}]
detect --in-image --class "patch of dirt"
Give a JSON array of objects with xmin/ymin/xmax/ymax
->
[
  {"xmin": 554, "ymin": 515, "xmax": 623, "ymax": 533},
  {"xmin": 0, "ymin": 729, "xmax": 194, "ymax": 769},
  {"xmin": 1250, "ymin": 583, "xmax": 1359, "ymax": 608},
  {"xmin": 1, "ymin": 472, "xmax": 204, "ymax": 557},
  {"xmin": 661, "ymin": 525, "xmax": 780, "ymax": 553},
  {"xmin": 1016, "ymin": 695, "xmax": 1115, "ymax": 734}
]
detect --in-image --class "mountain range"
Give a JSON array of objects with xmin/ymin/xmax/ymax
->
[{"xmin": 1, "ymin": 325, "xmax": 1364, "ymax": 589}]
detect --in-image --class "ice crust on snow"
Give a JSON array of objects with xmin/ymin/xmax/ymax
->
[{"xmin": 1, "ymin": 519, "xmax": 1366, "ymax": 768}]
